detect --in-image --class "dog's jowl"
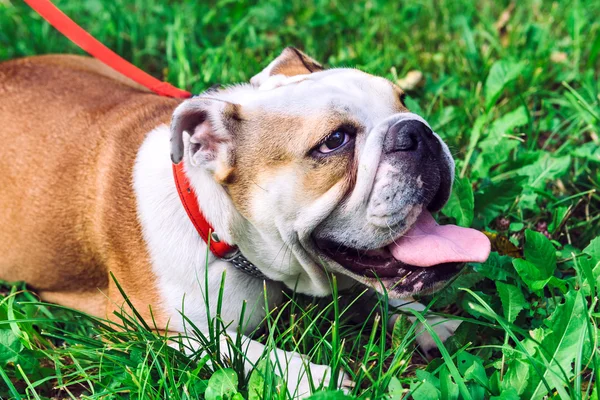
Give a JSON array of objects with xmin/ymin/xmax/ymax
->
[{"xmin": 0, "ymin": 48, "xmax": 490, "ymax": 397}]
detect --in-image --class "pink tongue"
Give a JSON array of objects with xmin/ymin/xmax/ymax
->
[{"xmin": 388, "ymin": 211, "xmax": 491, "ymax": 267}]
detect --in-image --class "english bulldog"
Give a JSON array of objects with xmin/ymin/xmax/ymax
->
[{"xmin": 0, "ymin": 48, "xmax": 490, "ymax": 397}]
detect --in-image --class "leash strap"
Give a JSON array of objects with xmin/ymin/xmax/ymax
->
[{"xmin": 23, "ymin": 0, "xmax": 191, "ymax": 99}]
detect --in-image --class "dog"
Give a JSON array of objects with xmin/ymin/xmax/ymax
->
[{"xmin": 0, "ymin": 48, "xmax": 490, "ymax": 397}]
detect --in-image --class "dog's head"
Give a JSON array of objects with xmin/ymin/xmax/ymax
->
[{"xmin": 170, "ymin": 48, "xmax": 490, "ymax": 298}]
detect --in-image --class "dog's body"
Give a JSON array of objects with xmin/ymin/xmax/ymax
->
[
  {"xmin": 0, "ymin": 56, "xmax": 182, "ymax": 323},
  {"xmin": 0, "ymin": 51, "xmax": 490, "ymax": 396}
]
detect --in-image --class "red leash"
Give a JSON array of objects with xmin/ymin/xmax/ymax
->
[
  {"xmin": 24, "ymin": 0, "xmax": 238, "ymax": 259},
  {"xmin": 23, "ymin": 0, "xmax": 191, "ymax": 99}
]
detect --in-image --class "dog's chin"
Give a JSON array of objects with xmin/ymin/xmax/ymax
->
[{"xmin": 313, "ymin": 238, "xmax": 462, "ymax": 298}]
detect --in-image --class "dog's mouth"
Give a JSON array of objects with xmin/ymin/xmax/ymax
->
[{"xmin": 314, "ymin": 211, "xmax": 491, "ymax": 296}]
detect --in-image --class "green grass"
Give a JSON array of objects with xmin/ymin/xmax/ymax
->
[{"xmin": 1, "ymin": 0, "xmax": 600, "ymax": 398}]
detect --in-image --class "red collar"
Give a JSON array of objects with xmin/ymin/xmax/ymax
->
[{"xmin": 172, "ymin": 162, "xmax": 236, "ymax": 258}]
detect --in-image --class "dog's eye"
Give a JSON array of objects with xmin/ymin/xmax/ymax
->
[{"xmin": 318, "ymin": 131, "xmax": 351, "ymax": 154}]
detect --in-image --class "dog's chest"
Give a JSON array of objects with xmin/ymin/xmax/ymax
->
[{"xmin": 133, "ymin": 126, "xmax": 275, "ymax": 332}]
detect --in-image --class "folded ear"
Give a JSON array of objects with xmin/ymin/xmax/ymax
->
[
  {"xmin": 250, "ymin": 47, "xmax": 324, "ymax": 87},
  {"xmin": 170, "ymin": 98, "xmax": 240, "ymax": 178}
]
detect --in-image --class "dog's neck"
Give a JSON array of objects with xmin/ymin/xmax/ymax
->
[
  {"xmin": 180, "ymin": 137, "xmax": 338, "ymax": 295},
  {"xmin": 134, "ymin": 125, "xmax": 237, "ymax": 263},
  {"xmin": 133, "ymin": 125, "xmax": 282, "ymax": 332}
]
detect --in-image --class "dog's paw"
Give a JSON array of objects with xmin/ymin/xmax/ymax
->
[
  {"xmin": 283, "ymin": 353, "xmax": 353, "ymax": 398},
  {"xmin": 414, "ymin": 316, "xmax": 461, "ymax": 358}
]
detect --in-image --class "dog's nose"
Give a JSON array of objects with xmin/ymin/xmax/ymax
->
[{"xmin": 384, "ymin": 119, "xmax": 441, "ymax": 158}]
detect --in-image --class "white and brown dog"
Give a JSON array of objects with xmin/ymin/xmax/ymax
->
[{"xmin": 0, "ymin": 48, "xmax": 490, "ymax": 396}]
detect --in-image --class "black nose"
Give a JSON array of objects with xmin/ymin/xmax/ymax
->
[
  {"xmin": 384, "ymin": 119, "xmax": 451, "ymax": 211},
  {"xmin": 384, "ymin": 119, "xmax": 440, "ymax": 157}
]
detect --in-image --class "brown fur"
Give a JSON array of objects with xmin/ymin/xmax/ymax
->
[
  {"xmin": 227, "ymin": 111, "xmax": 358, "ymax": 215},
  {"xmin": 0, "ymin": 55, "xmax": 181, "ymax": 326},
  {"xmin": 270, "ymin": 47, "xmax": 324, "ymax": 77},
  {"xmin": 391, "ymin": 83, "xmax": 408, "ymax": 110}
]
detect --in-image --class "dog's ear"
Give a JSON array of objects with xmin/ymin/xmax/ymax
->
[
  {"xmin": 250, "ymin": 47, "xmax": 324, "ymax": 87},
  {"xmin": 170, "ymin": 98, "xmax": 240, "ymax": 180}
]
